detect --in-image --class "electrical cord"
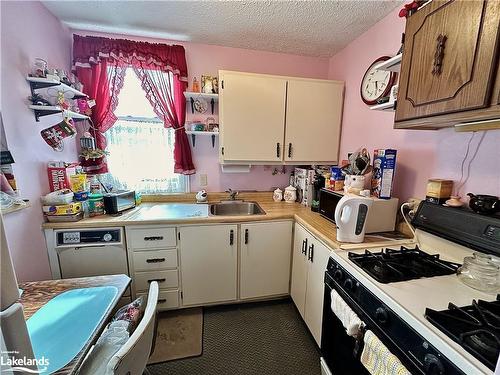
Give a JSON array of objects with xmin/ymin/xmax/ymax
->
[
  {"xmin": 456, "ymin": 131, "xmax": 486, "ymax": 196},
  {"xmin": 400, "ymin": 202, "xmax": 416, "ymax": 239}
]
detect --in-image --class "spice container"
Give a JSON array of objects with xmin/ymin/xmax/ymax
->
[{"xmin": 88, "ymin": 193, "xmax": 105, "ymax": 216}]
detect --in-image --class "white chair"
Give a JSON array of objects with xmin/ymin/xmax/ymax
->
[{"xmin": 107, "ymin": 281, "xmax": 159, "ymax": 375}]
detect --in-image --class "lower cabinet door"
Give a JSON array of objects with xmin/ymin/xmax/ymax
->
[
  {"xmin": 304, "ymin": 239, "xmax": 331, "ymax": 346},
  {"xmin": 179, "ymin": 225, "xmax": 238, "ymax": 306},
  {"xmin": 290, "ymin": 223, "xmax": 310, "ymax": 318},
  {"xmin": 240, "ymin": 221, "xmax": 292, "ymax": 300}
]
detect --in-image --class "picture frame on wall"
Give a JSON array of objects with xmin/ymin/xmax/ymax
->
[{"xmin": 201, "ymin": 75, "xmax": 218, "ymax": 94}]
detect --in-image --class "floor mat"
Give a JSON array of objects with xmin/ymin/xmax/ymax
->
[
  {"xmin": 147, "ymin": 299, "xmax": 320, "ymax": 375},
  {"xmin": 148, "ymin": 307, "xmax": 203, "ymax": 364}
]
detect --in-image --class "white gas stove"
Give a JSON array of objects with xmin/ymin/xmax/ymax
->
[{"xmin": 321, "ymin": 201, "xmax": 500, "ymax": 375}]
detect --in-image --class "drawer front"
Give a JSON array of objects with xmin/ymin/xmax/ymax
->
[
  {"xmin": 137, "ymin": 289, "xmax": 179, "ymax": 310},
  {"xmin": 134, "ymin": 270, "xmax": 179, "ymax": 292},
  {"xmin": 128, "ymin": 227, "xmax": 176, "ymax": 249},
  {"xmin": 133, "ymin": 249, "xmax": 178, "ymax": 271}
]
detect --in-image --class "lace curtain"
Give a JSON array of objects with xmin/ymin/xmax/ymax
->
[{"xmin": 101, "ymin": 118, "xmax": 188, "ymax": 194}]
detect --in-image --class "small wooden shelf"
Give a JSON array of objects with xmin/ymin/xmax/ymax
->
[
  {"xmin": 28, "ymin": 105, "xmax": 89, "ymax": 122},
  {"xmin": 374, "ymin": 54, "xmax": 402, "ymax": 72},
  {"xmin": 185, "ymin": 131, "xmax": 219, "ymax": 148},
  {"xmin": 26, "ymin": 76, "xmax": 87, "ymax": 99},
  {"xmin": 370, "ymin": 101, "xmax": 396, "ymax": 112}
]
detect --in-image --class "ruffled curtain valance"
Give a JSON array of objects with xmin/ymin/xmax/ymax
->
[{"xmin": 73, "ymin": 35, "xmax": 188, "ymax": 81}]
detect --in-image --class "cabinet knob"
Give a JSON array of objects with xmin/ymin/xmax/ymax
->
[
  {"xmin": 276, "ymin": 143, "xmax": 281, "ymax": 158},
  {"xmin": 288, "ymin": 143, "xmax": 292, "ymax": 158},
  {"xmin": 244, "ymin": 228, "xmax": 249, "ymax": 244}
]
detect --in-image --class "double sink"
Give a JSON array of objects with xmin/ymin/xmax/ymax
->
[{"xmin": 209, "ymin": 200, "xmax": 266, "ymax": 216}]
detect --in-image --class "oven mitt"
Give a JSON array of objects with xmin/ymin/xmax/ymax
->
[
  {"xmin": 40, "ymin": 118, "xmax": 76, "ymax": 150},
  {"xmin": 361, "ymin": 330, "xmax": 411, "ymax": 375},
  {"xmin": 330, "ymin": 288, "xmax": 364, "ymax": 338}
]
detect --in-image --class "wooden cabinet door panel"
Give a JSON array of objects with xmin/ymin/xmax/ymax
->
[
  {"xmin": 240, "ymin": 221, "xmax": 292, "ymax": 300},
  {"xmin": 396, "ymin": 0, "xmax": 500, "ymax": 122},
  {"xmin": 290, "ymin": 223, "xmax": 309, "ymax": 319},
  {"xmin": 179, "ymin": 225, "xmax": 238, "ymax": 306},
  {"xmin": 304, "ymin": 239, "xmax": 330, "ymax": 347},
  {"xmin": 284, "ymin": 79, "xmax": 344, "ymax": 163},
  {"xmin": 219, "ymin": 71, "xmax": 287, "ymax": 162}
]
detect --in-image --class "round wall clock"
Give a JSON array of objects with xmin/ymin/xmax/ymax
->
[{"xmin": 360, "ymin": 56, "xmax": 397, "ymax": 105}]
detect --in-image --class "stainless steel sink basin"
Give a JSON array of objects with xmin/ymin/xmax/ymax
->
[{"xmin": 209, "ymin": 201, "xmax": 266, "ymax": 216}]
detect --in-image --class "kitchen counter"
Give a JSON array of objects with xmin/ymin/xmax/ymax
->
[
  {"xmin": 19, "ymin": 274, "xmax": 130, "ymax": 375},
  {"xmin": 41, "ymin": 192, "xmax": 412, "ymax": 249}
]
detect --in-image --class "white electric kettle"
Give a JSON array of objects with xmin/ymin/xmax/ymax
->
[{"xmin": 334, "ymin": 194, "xmax": 373, "ymax": 243}]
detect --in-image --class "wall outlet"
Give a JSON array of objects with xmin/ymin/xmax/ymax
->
[{"xmin": 199, "ymin": 174, "xmax": 208, "ymax": 187}]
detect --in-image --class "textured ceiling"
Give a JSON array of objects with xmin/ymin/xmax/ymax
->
[{"xmin": 42, "ymin": 0, "xmax": 402, "ymax": 58}]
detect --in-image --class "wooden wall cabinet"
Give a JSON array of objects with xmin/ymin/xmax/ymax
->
[
  {"xmin": 219, "ymin": 70, "xmax": 344, "ymax": 164},
  {"xmin": 395, "ymin": 0, "xmax": 500, "ymax": 129}
]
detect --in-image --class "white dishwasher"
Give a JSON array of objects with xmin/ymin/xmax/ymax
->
[{"xmin": 51, "ymin": 228, "xmax": 131, "ymax": 304}]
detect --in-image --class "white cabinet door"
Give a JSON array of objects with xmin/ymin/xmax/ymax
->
[
  {"xmin": 304, "ymin": 239, "xmax": 331, "ymax": 346},
  {"xmin": 290, "ymin": 223, "xmax": 310, "ymax": 319},
  {"xmin": 179, "ymin": 225, "xmax": 238, "ymax": 306},
  {"xmin": 219, "ymin": 70, "xmax": 287, "ymax": 162},
  {"xmin": 240, "ymin": 221, "xmax": 292, "ymax": 300},
  {"xmin": 284, "ymin": 79, "xmax": 344, "ymax": 164}
]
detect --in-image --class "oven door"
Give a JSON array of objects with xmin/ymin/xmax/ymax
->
[{"xmin": 320, "ymin": 275, "xmax": 369, "ymax": 375}]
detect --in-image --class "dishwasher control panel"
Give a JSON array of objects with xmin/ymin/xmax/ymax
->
[{"xmin": 56, "ymin": 229, "xmax": 121, "ymax": 246}]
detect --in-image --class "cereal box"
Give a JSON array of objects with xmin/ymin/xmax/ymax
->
[{"xmin": 371, "ymin": 149, "xmax": 397, "ymax": 199}]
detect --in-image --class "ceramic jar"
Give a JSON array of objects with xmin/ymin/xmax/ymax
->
[
  {"xmin": 344, "ymin": 175, "xmax": 365, "ymax": 194},
  {"xmin": 284, "ymin": 185, "xmax": 297, "ymax": 203},
  {"xmin": 273, "ymin": 188, "xmax": 283, "ymax": 202}
]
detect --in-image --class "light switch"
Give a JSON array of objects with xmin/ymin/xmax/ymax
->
[{"xmin": 199, "ymin": 174, "xmax": 208, "ymax": 187}]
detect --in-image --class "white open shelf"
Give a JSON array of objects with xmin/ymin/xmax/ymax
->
[
  {"xmin": 29, "ymin": 105, "xmax": 90, "ymax": 121},
  {"xmin": 370, "ymin": 101, "xmax": 396, "ymax": 112},
  {"xmin": 26, "ymin": 76, "xmax": 88, "ymax": 99},
  {"xmin": 184, "ymin": 91, "xmax": 219, "ymax": 100},
  {"xmin": 185, "ymin": 131, "xmax": 219, "ymax": 136},
  {"xmin": 374, "ymin": 54, "xmax": 402, "ymax": 72}
]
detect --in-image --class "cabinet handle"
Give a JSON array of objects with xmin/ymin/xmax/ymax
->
[
  {"xmin": 230, "ymin": 229, "xmax": 234, "ymax": 245},
  {"xmin": 244, "ymin": 229, "xmax": 249, "ymax": 244},
  {"xmin": 158, "ymin": 299, "xmax": 167, "ymax": 303},
  {"xmin": 308, "ymin": 244, "xmax": 314, "ymax": 262},
  {"xmin": 146, "ymin": 258, "xmax": 166, "ymax": 263},
  {"xmin": 301, "ymin": 238, "xmax": 308, "ymax": 255},
  {"xmin": 276, "ymin": 143, "xmax": 280, "ymax": 158},
  {"xmin": 144, "ymin": 236, "xmax": 164, "ymax": 241},
  {"xmin": 288, "ymin": 143, "xmax": 292, "ymax": 158},
  {"xmin": 148, "ymin": 278, "xmax": 166, "ymax": 283},
  {"xmin": 432, "ymin": 34, "xmax": 447, "ymax": 76}
]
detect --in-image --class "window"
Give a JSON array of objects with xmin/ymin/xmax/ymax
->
[{"xmin": 103, "ymin": 68, "xmax": 189, "ymax": 194}]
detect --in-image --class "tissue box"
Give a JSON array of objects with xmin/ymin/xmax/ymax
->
[{"xmin": 371, "ymin": 149, "xmax": 397, "ymax": 199}]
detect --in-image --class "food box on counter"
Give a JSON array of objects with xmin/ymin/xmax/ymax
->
[
  {"xmin": 47, "ymin": 162, "xmax": 78, "ymax": 192},
  {"xmin": 371, "ymin": 149, "xmax": 397, "ymax": 199},
  {"xmin": 42, "ymin": 202, "xmax": 82, "ymax": 215}
]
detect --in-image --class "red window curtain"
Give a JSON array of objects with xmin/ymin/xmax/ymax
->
[{"xmin": 73, "ymin": 35, "xmax": 194, "ymax": 175}]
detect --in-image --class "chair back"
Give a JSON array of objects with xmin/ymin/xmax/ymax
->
[{"xmin": 107, "ymin": 281, "xmax": 159, "ymax": 375}]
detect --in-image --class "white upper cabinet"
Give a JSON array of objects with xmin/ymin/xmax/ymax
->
[
  {"xmin": 284, "ymin": 79, "xmax": 344, "ymax": 164},
  {"xmin": 219, "ymin": 71, "xmax": 287, "ymax": 162},
  {"xmin": 219, "ymin": 70, "xmax": 344, "ymax": 164}
]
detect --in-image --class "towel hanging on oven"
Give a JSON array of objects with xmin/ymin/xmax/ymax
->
[
  {"xmin": 360, "ymin": 330, "xmax": 411, "ymax": 375},
  {"xmin": 330, "ymin": 289, "xmax": 364, "ymax": 338}
]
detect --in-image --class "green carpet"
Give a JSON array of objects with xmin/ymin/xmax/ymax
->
[{"xmin": 147, "ymin": 299, "xmax": 321, "ymax": 375}]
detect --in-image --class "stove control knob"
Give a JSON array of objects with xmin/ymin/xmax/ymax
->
[
  {"xmin": 424, "ymin": 354, "xmax": 445, "ymax": 375},
  {"xmin": 103, "ymin": 233, "xmax": 112, "ymax": 242},
  {"xmin": 333, "ymin": 269, "xmax": 343, "ymax": 281},
  {"xmin": 375, "ymin": 307, "xmax": 389, "ymax": 325},
  {"xmin": 343, "ymin": 279, "xmax": 354, "ymax": 291}
]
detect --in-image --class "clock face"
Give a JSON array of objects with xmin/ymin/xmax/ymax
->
[{"xmin": 360, "ymin": 56, "xmax": 396, "ymax": 105}]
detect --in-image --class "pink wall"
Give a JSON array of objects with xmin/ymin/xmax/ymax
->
[
  {"xmin": 1, "ymin": 1, "xmax": 74, "ymax": 281},
  {"xmin": 72, "ymin": 30, "xmax": 331, "ymax": 192},
  {"xmin": 328, "ymin": 8, "xmax": 500, "ymax": 202}
]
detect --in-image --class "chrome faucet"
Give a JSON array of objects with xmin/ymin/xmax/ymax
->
[{"xmin": 225, "ymin": 189, "xmax": 239, "ymax": 200}]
